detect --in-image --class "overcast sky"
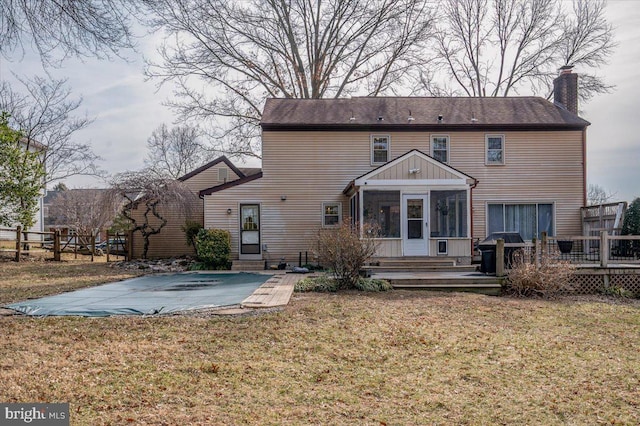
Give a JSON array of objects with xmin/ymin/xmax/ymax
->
[{"xmin": 0, "ymin": 0, "xmax": 638, "ymax": 203}]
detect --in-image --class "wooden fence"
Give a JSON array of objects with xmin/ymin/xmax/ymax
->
[{"xmin": 0, "ymin": 226, "xmax": 132, "ymax": 262}]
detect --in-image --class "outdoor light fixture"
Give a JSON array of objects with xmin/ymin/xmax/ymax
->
[
  {"xmin": 226, "ymin": 208, "xmax": 232, "ymax": 215},
  {"xmin": 281, "ymin": 195, "xmax": 287, "ymax": 201}
]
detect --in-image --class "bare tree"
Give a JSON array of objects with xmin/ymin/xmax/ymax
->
[
  {"xmin": 48, "ymin": 189, "xmax": 122, "ymax": 244},
  {"xmin": 0, "ymin": 76, "xmax": 103, "ymax": 186},
  {"xmin": 145, "ymin": 123, "xmax": 210, "ymax": 179},
  {"xmin": 425, "ymin": 0, "xmax": 614, "ymax": 102},
  {"xmin": 111, "ymin": 170, "xmax": 199, "ymax": 258},
  {"xmin": 145, "ymin": 0, "xmax": 435, "ymax": 158},
  {"xmin": 0, "ymin": 0, "xmax": 139, "ymax": 66},
  {"xmin": 587, "ymin": 184, "xmax": 617, "ymax": 206}
]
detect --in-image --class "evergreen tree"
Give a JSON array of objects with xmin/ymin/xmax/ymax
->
[{"xmin": 0, "ymin": 114, "xmax": 46, "ymax": 229}]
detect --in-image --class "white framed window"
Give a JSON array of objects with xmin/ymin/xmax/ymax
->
[
  {"xmin": 323, "ymin": 202, "xmax": 342, "ymax": 227},
  {"xmin": 487, "ymin": 202, "xmax": 554, "ymax": 240},
  {"xmin": 486, "ymin": 134, "xmax": 504, "ymax": 165},
  {"xmin": 431, "ymin": 135, "xmax": 449, "ymax": 164},
  {"xmin": 371, "ymin": 135, "xmax": 389, "ymax": 164}
]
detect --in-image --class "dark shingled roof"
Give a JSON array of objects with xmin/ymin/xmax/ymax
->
[
  {"xmin": 261, "ymin": 97, "xmax": 590, "ymax": 131},
  {"xmin": 178, "ymin": 155, "xmax": 246, "ymax": 182}
]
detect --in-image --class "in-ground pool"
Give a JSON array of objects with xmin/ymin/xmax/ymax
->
[{"xmin": 5, "ymin": 272, "xmax": 271, "ymax": 317}]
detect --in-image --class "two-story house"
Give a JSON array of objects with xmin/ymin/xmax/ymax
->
[{"xmin": 201, "ymin": 67, "xmax": 589, "ymax": 265}]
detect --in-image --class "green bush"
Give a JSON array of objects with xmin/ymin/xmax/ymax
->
[
  {"xmin": 621, "ymin": 198, "xmax": 640, "ymax": 256},
  {"xmin": 601, "ymin": 285, "xmax": 633, "ymax": 298},
  {"xmin": 195, "ymin": 228, "xmax": 231, "ymax": 270},
  {"xmin": 294, "ymin": 276, "xmax": 338, "ymax": 292},
  {"xmin": 354, "ymin": 278, "xmax": 392, "ymax": 292},
  {"xmin": 182, "ymin": 220, "xmax": 204, "ymax": 255},
  {"xmin": 294, "ymin": 275, "xmax": 392, "ymax": 293}
]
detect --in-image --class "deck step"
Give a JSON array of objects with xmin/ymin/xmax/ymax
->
[
  {"xmin": 368, "ymin": 265, "xmax": 477, "ymax": 273},
  {"xmin": 374, "ymin": 271, "xmax": 503, "ymax": 295},
  {"xmin": 231, "ymin": 260, "xmax": 266, "ymax": 271}
]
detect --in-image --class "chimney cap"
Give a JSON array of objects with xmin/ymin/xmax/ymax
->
[{"xmin": 559, "ymin": 65, "xmax": 574, "ymax": 75}]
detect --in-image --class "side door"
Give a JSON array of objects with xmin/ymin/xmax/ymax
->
[{"xmin": 239, "ymin": 204, "xmax": 261, "ymax": 259}]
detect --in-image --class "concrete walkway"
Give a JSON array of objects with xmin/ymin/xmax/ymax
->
[{"xmin": 241, "ymin": 272, "xmax": 303, "ymax": 308}]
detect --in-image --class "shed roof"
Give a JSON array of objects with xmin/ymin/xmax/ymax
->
[{"xmin": 261, "ymin": 97, "xmax": 589, "ymax": 131}]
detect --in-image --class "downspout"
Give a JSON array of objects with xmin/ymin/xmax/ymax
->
[
  {"xmin": 470, "ymin": 179, "xmax": 479, "ymax": 255},
  {"xmin": 582, "ymin": 128, "xmax": 587, "ymax": 207}
]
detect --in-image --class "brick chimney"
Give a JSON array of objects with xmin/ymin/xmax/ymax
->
[{"xmin": 553, "ymin": 65, "xmax": 579, "ymax": 114}]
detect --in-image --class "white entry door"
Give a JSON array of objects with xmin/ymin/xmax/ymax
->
[{"xmin": 402, "ymin": 194, "xmax": 429, "ymax": 256}]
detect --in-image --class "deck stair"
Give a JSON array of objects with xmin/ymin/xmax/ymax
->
[
  {"xmin": 368, "ymin": 258, "xmax": 502, "ymax": 294},
  {"xmin": 367, "ymin": 257, "xmax": 477, "ymax": 273},
  {"xmin": 231, "ymin": 260, "xmax": 266, "ymax": 271}
]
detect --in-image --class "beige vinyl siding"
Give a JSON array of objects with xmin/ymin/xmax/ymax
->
[
  {"xmin": 131, "ymin": 199, "xmax": 202, "ymax": 259},
  {"xmin": 130, "ymin": 161, "xmax": 247, "ymax": 259},
  {"xmin": 369, "ymin": 155, "xmax": 459, "ymax": 180},
  {"xmin": 204, "ymin": 129, "xmax": 584, "ymax": 260},
  {"xmin": 446, "ymin": 130, "xmax": 585, "ymax": 239}
]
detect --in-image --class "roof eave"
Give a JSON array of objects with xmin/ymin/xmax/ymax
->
[
  {"xmin": 199, "ymin": 172, "xmax": 263, "ymax": 196},
  {"xmin": 260, "ymin": 122, "xmax": 589, "ymax": 132}
]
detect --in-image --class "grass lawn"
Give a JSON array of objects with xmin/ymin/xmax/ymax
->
[{"xmin": 1, "ymin": 260, "xmax": 639, "ymax": 425}]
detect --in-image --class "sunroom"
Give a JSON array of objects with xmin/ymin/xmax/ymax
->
[{"xmin": 343, "ymin": 150, "xmax": 477, "ymax": 259}]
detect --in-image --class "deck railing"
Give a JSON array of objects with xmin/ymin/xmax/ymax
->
[
  {"xmin": 492, "ymin": 231, "xmax": 640, "ymax": 276},
  {"xmin": 544, "ymin": 233, "xmax": 640, "ymax": 266}
]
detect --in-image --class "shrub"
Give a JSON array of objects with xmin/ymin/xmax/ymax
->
[
  {"xmin": 354, "ymin": 278, "xmax": 393, "ymax": 292},
  {"xmin": 195, "ymin": 228, "xmax": 231, "ymax": 270},
  {"xmin": 504, "ymin": 249, "xmax": 576, "ymax": 298},
  {"xmin": 294, "ymin": 276, "xmax": 391, "ymax": 293},
  {"xmin": 313, "ymin": 220, "xmax": 379, "ymax": 289},
  {"xmin": 621, "ymin": 198, "xmax": 640, "ymax": 256},
  {"xmin": 182, "ymin": 220, "xmax": 204, "ymax": 255},
  {"xmin": 294, "ymin": 276, "xmax": 339, "ymax": 293},
  {"xmin": 601, "ymin": 285, "xmax": 633, "ymax": 298}
]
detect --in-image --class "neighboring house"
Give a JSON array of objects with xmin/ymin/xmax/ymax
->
[
  {"xmin": 129, "ymin": 156, "xmax": 259, "ymax": 258},
  {"xmin": 43, "ymin": 188, "xmax": 116, "ymax": 243},
  {"xmin": 200, "ymin": 67, "xmax": 589, "ymax": 265}
]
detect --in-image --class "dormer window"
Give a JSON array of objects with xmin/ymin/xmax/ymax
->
[{"xmin": 371, "ymin": 135, "xmax": 389, "ymax": 165}]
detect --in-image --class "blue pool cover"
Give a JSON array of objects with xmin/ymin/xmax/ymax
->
[{"xmin": 5, "ymin": 272, "xmax": 271, "ymax": 317}]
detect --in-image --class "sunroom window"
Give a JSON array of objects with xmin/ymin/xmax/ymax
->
[
  {"xmin": 363, "ymin": 191, "xmax": 400, "ymax": 238},
  {"xmin": 430, "ymin": 190, "xmax": 468, "ymax": 237}
]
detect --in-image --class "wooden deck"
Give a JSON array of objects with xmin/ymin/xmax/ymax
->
[
  {"xmin": 372, "ymin": 271, "xmax": 503, "ymax": 295},
  {"xmin": 241, "ymin": 272, "xmax": 303, "ymax": 308}
]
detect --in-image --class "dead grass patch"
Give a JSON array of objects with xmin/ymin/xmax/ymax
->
[
  {"xmin": 0, "ymin": 263, "xmax": 639, "ymax": 424},
  {"xmin": 0, "ymin": 257, "xmax": 141, "ymax": 304}
]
